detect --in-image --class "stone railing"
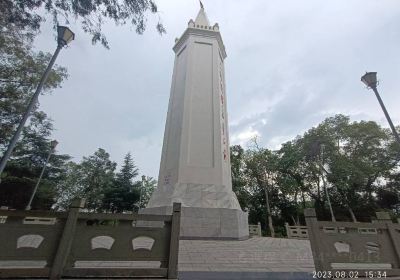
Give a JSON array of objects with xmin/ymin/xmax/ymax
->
[
  {"xmin": 249, "ymin": 222, "xmax": 262, "ymax": 237},
  {"xmin": 0, "ymin": 200, "xmax": 181, "ymax": 279},
  {"xmin": 305, "ymin": 208, "xmax": 400, "ymax": 277},
  {"xmin": 285, "ymin": 222, "xmax": 309, "ymax": 239}
]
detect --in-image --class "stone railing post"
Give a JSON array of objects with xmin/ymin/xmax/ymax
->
[
  {"xmin": 377, "ymin": 211, "xmax": 400, "ymax": 266},
  {"xmin": 168, "ymin": 202, "xmax": 181, "ymax": 279},
  {"xmin": 50, "ymin": 199, "xmax": 85, "ymax": 279},
  {"xmin": 304, "ymin": 208, "xmax": 326, "ymax": 271},
  {"xmin": 257, "ymin": 222, "xmax": 262, "ymax": 236},
  {"xmin": 284, "ymin": 222, "xmax": 290, "ymax": 238}
]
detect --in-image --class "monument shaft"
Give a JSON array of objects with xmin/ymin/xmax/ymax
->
[{"xmin": 143, "ymin": 7, "xmax": 249, "ymax": 240}]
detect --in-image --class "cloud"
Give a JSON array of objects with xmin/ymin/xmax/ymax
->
[
  {"xmin": 230, "ymin": 127, "xmax": 260, "ymax": 147},
  {"xmin": 34, "ymin": 0, "xmax": 400, "ymax": 178}
]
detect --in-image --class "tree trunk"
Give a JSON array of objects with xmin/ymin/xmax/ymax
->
[
  {"xmin": 348, "ymin": 205, "xmax": 357, "ymax": 222},
  {"xmin": 321, "ymin": 167, "xmax": 336, "ymax": 222},
  {"xmin": 290, "ymin": 215, "xmax": 297, "ymax": 226},
  {"xmin": 294, "ymin": 191, "xmax": 300, "ymax": 225},
  {"xmin": 263, "ymin": 184, "xmax": 275, "ymax": 238}
]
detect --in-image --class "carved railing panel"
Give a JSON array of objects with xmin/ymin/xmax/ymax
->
[
  {"xmin": 0, "ymin": 213, "xmax": 64, "ymax": 264},
  {"xmin": 285, "ymin": 223, "xmax": 309, "ymax": 239},
  {"xmin": 248, "ymin": 222, "xmax": 262, "ymax": 237},
  {"xmin": 305, "ymin": 208, "xmax": 400, "ymax": 277},
  {"xmin": 0, "ymin": 202, "xmax": 181, "ymax": 279},
  {"xmin": 69, "ymin": 220, "xmax": 171, "ymax": 263}
]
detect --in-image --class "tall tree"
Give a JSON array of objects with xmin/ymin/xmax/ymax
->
[
  {"xmin": 0, "ymin": 111, "xmax": 70, "ymax": 209},
  {"xmin": 64, "ymin": 148, "xmax": 117, "ymax": 211},
  {"xmin": 116, "ymin": 152, "xmax": 139, "ymax": 186},
  {"xmin": 139, "ymin": 176, "xmax": 157, "ymax": 209},
  {"xmin": 232, "ymin": 114, "xmax": 400, "ymax": 233},
  {"xmin": 102, "ymin": 152, "xmax": 140, "ymax": 212},
  {"xmin": 0, "ymin": 14, "xmax": 68, "ymax": 206},
  {"xmin": 0, "ymin": 25, "xmax": 67, "ymax": 153},
  {"xmin": 275, "ymin": 141, "xmax": 307, "ymax": 225},
  {"xmin": 230, "ymin": 145, "xmax": 250, "ymax": 209},
  {"xmin": 54, "ymin": 161, "xmax": 83, "ymax": 210},
  {"xmin": 244, "ymin": 139, "xmax": 279, "ymax": 237}
]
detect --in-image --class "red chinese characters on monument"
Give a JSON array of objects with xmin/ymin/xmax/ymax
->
[{"xmin": 219, "ymin": 59, "xmax": 228, "ymax": 162}]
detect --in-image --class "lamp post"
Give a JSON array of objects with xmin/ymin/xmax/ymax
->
[
  {"xmin": 320, "ymin": 144, "xmax": 336, "ymax": 222},
  {"xmin": 26, "ymin": 140, "xmax": 58, "ymax": 210},
  {"xmin": 361, "ymin": 72, "xmax": 400, "ymax": 145},
  {"xmin": 139, "ymin": 175, "xmax": 146, "ymax": 209},
  {"xmin": 0, "ymin": 26, "xmax": 74, "ymax": 181}
]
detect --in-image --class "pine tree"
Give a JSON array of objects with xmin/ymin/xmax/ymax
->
[
  {"xmin": 102, "ymin": 152, "xmax": 140, "ymax": 213},
  {"xmin": 116, "ymin": 153, "xmax": 138, "ymax": 188},
  {"xmin": 79, "ymin": 148, "xmax": 117, "ymax": 211}
]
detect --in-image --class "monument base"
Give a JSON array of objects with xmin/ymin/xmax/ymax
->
[{"xmin": 140, "ymin": 206, "xmax": 249, "ymax": 240}]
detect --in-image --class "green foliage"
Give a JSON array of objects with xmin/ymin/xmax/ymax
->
[
  {"xmin": 0, "ymin": 25, "xmax": 67, "ymax": 153},
  {"xmin": 0, "ymin": 140, "xmax": 69, "ymax": 210},
  {"xmin": 232, "ymin": 114, "xmax": 400, "ymax": 236},
  {"xmin": 0, "ymin": 0, "xmax": 158, "ymax": 211},
  {"xmin": 57, "ymin": 148, "xmax": 117, "ymax": 210},
  {"xmin": 138, "ymin": 176, "xmax": 157, "ymax": 209},
  {"xmin": 103, "ymin": 152, "xmax": 140, "ymax": 213},
  {"xmin": 54, "ymin": 150, "xmax": 151, "ymax": 213},
  {"xmin": 0, "ymin": 0, "xmax": 165, "ymax": 48},
  {"xmin": 0, "ymin": 109, "xmax": 70, "ymax": 210},
  {"xmin": 230, "ymin": 145, "xmax": 250, "ymax": 208},
  {"xmin": 0, "ymin": 176, "xmax": 35, "ymax": 209},
  {"xmin": 77, "ymin": 148, "xmax": 117, "ymax": 210},
  {"xmin": 116, "ymin": 153, "xmax": 139, "ymax": 187}
]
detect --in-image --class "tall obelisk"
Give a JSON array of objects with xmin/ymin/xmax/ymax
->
[{"xmin": 142, "ymin": 4, "xmax": 249, "ymax": 240}]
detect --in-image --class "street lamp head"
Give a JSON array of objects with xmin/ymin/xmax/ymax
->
[
  {"xmin": 361, "ymin": 72, "xmax": 378, "ymax": 89},
  {"xmin": 50, "ymin": 140, "xmax": 58, "ymax": 149},
  {"xmin": 57, "ymin": 25, "xmax": 75, "ymax": 47}
]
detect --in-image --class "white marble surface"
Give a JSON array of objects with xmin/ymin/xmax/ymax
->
[
  {"xmin": 147, "ymin": 183, "xmax": 241, "ymax": 209},
  {"xmin": 147, "ymin": 7, "xmax": 240, "ymax": 212},
  {"xmin": 140, "ymin": 206, "xmax": 249, "ymax": 239},
  {"xmin": 179, "ymin": 237, "xmax": 315, "ymax": 272}
]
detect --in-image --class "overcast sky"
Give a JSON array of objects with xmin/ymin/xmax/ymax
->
[{"xmin": 35, "ymin": 0, "xmax": 400, "ymax": 178}]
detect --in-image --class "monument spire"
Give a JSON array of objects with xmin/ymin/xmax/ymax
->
[{"xmin": 194, "ymin": 2, "xmax": 210, "ymax": 26}]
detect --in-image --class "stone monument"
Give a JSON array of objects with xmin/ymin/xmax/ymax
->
[{"xmin": 141, "ymin": 4, "xmax": 249, "ymax": 240}]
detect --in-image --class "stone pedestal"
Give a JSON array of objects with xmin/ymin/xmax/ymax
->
[{"xmin": 140, "ymin": 206, "xmax": 248, "ymax": 240}]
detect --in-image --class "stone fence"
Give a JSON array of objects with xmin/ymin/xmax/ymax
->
[
  {"xmin": 305, "ymin": 208, "xmax": 400, "ymax": 277},
  {"xmin": 248, "ymin": 222, "xmax": 262, "ymax": 237},
  {"xmin": 285, "ymin": 223, "xmax": 309, "ymax": 239},
  {"xmin": 0, "ymin": 200, "xmax": 181, "ymax": 279}
]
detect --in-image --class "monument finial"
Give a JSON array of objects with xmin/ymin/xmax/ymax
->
[{"xmin": 194, "ymin": 1, "xmax": 210, "ymax": 26}]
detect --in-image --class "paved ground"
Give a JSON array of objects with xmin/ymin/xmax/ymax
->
[{"xmin": 179, "ymin": 237, "xmax": 314, "ymax": 273}]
